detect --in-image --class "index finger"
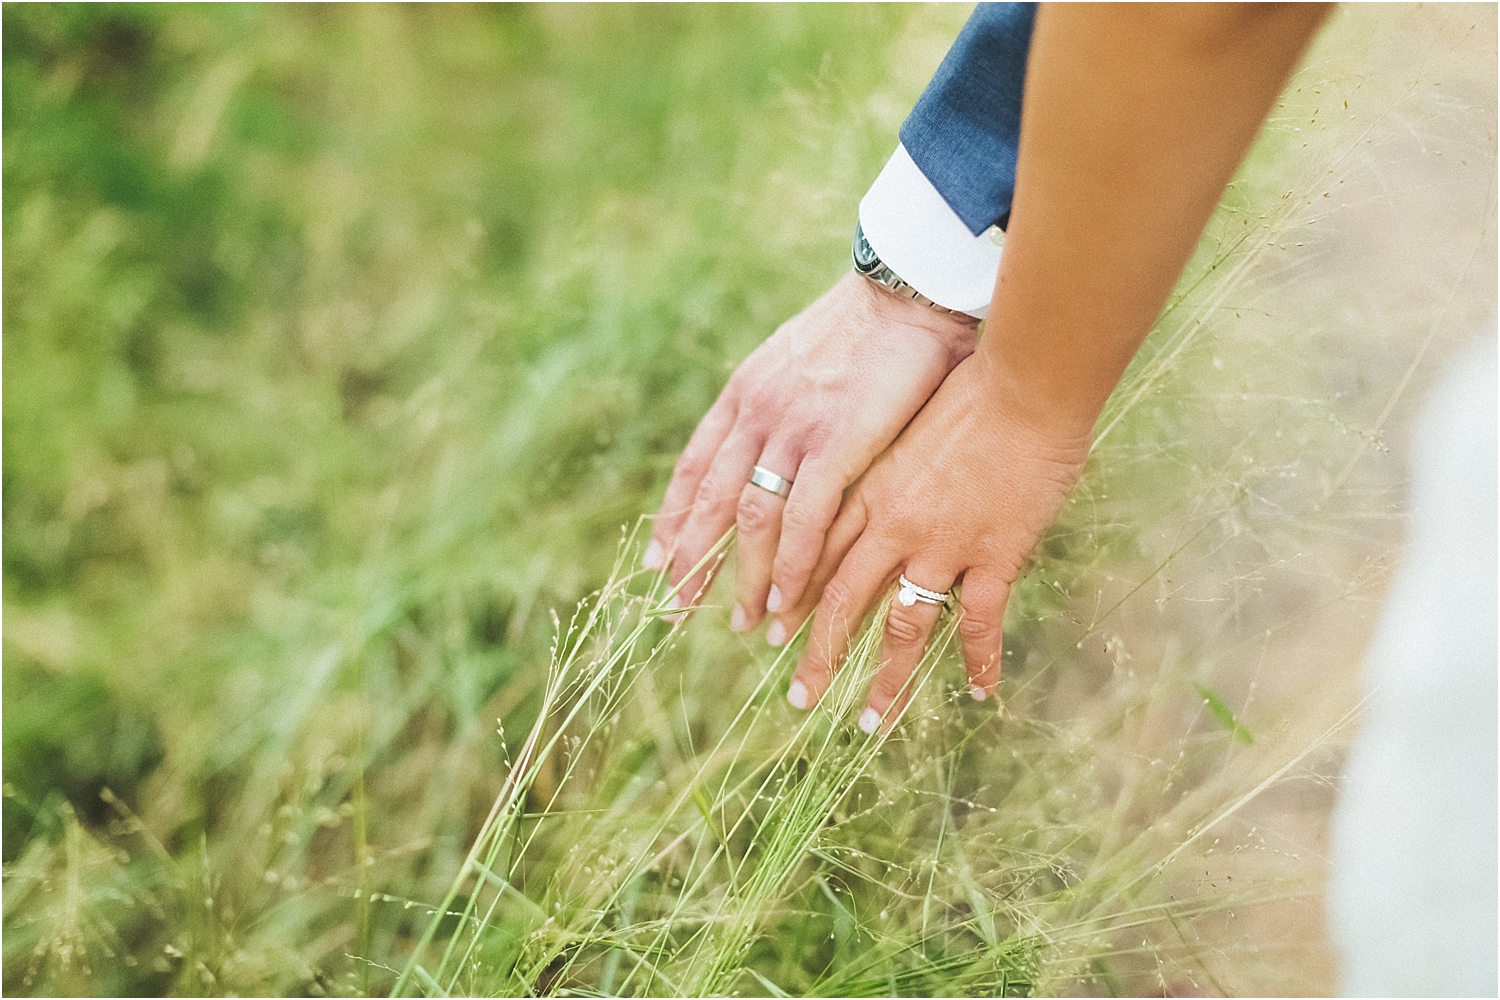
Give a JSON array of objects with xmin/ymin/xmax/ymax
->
[
  {"xmin": 767, "ymin": 455, "xmax": 847, "ymax": 614},
  {"xmin": 646, "ymin": 391, "xmax": 738, "ymax": 570},
  {"xmin": 786, "ymin": 530, "xmax": 900, "ymax": 712}
]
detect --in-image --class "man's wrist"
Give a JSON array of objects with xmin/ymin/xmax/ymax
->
[
  {"xmin": 843, "ymin": 271, "xmax": 979, "ymax": 366},
  {"xmin": 857, "ymin": 144, "xmax": 1004, "ymax": 319}
]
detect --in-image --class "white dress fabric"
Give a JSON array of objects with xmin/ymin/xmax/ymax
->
[{"xmin": 1328, "ymin": 332, "xmax": 1498, "ymax": 997}]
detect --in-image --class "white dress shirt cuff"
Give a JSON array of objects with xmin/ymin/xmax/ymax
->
[{"xmin": 858, "ymin": 143, "xmax": 1003, "ymax": 320}]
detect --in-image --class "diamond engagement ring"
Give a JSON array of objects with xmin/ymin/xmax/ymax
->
[
  {"xmin": 896, "ymin": 574, "xmax": 950, "ymax": 607},
  {"xmin": 749, "ymin": 465, "xmax": 793, "ymax": 498}
]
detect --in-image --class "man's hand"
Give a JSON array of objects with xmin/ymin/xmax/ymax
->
[
  {"xmin": 766, "ymin": 1, "xmax": 1330, "ymax": 724},
  {"xmin": 770, "ymin": 350, "xmax": 1090, "ymax": 723},
  {"xmin": 646, "ymin": 271, "xmax": 978, "ymax": 637}
]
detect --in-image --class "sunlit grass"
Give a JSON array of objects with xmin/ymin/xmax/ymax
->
[
  {"xmin": 4, "ymin": 3, "xmax": 1493, "ymax": 997},
  {"xmin": 387, "ymin": 515, "xmax": 1370, "ymax": 996}
]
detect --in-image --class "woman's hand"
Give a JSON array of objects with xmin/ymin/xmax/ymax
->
[
  {"xmin": 772, "ymin": 349, "xmax": 1092, "ymax": 726},
  {"xmin": 646, "ymin": 271, "xmax": 978, "ymax": 636},
  {"xmin": 758, "ymin": 1, "xmax": 1332, "ymax": 725}
]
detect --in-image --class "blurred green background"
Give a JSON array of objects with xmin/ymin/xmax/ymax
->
[
  {"xmin": 3, "ymin": 5, "xmax": 972, "ymax": 993},
  {"xmin": 4, "ymin": 3, "xmax": 1494, "ymax": 997}
]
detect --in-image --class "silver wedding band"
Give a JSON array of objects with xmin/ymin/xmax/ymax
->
[
  {"xmin": 896, "ymin": 573, "xmax": 950, "ymax": 608},
  {"xmin": 749, "ymin": 465, "xmax": 793, "ymax": 498}
]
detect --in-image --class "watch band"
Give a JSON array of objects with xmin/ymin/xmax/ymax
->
[{"xmin": 850, "ymin": 220, "xmax": 970, "ymax": 316}]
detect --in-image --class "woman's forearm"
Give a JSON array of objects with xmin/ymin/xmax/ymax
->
[{"xmin": 981, "ymin": 2, "xmax": 1332, "ymax": 435}]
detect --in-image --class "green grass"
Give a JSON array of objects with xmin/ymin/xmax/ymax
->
[{"xmin": 4, "ymin": 4, "xmax": 1494, "ymax": 996}]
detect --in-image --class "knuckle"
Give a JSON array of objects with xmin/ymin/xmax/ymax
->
[
  {"xmin": 820, "ymin": 577, "xmax": 858, "ymax": 618},
  {"xmin": 743, "ymin": 385, "xmax": 782, "ymax": 417},
  {"xmin": 869, "ymin": 668, "xmax": 910, "ymax": 704},
  {"xmin": 780, "ymin": 500, "xmax": 816, "ymax": 530},
  {"xmin": 800, "ymin": 642, "xmax": 832, "ymax": 677},
  {"xmin": 771, "ymin": 548, "xmax": 802, "ymax": 579},
  {"xmin": 778, "ymin": 503, "xmax": 810, "ymax": 535},
  {"xmin": 779, "ymin": 500, "xmax": 824, "ymax": 538},
  {"xmin": 807, "ymin": 632, "xmax": 843, "ymax": 675},
  {"xmin": 770, "ymin": 557, "xmax": 805, "ymax": 595},
  {"xmin": 672, "ymin": 449, "xmax": 711, "ymax": 484},
  {"xmin": 884, "ymin": 610, "xmax": 928, "ymax": 649},
  {"xmin": 692, "ymin": 474, "xmax": 730, "ymax": 511},
  {"xmin": 736, "ymin": 490, "xmax": 779, "ymax": 535},
  {"xmin": 957, "ymin": 613, "xmax": 1003, "ymax": 646},
  {"xmin": 800, "ymin": 421, "xmax": 834, "ymax": 456}
]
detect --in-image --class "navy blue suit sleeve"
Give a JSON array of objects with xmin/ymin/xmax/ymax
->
[{"xmin": 899, "ymin": 2, "xmax": 1036, "ymax": 235}]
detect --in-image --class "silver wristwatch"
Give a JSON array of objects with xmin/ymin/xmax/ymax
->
[{"xmin": 851, "ymin": 220, "xmax": 968, "ymax": 316}]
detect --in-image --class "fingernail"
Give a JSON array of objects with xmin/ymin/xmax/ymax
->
[
  {"xmin": 730, "ymin": 603, "xmax": 748, "ymax": 633},
  {"xmin": 642, "ymin": 540, "xmax": 664, "ymax": 571},
  {"xmin": 766, "ymin": 585, "xmax": 783, "ymax": 613},
  {"xmin": 665, "ymin": 595, "xmax": 682, "ymax": 612},
  {"xmin": 786, "ymin": 680, "xmax": 809, "ymax": 710},
  {"xmin": 969, "ymin": 684, "xmax": 987, "ymax": 702},
  {"xmin": 766, "ymin": 620, "xmax": 787, "ymax": 647},
  {"xmin": 858, "ymin": 707, "xmax": 881, "ymax": 734}
]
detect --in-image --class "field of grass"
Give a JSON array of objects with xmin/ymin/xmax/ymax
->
[{"xmin": 4, "ymin": 4, "xmax": 1494, "ymax": 997}]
